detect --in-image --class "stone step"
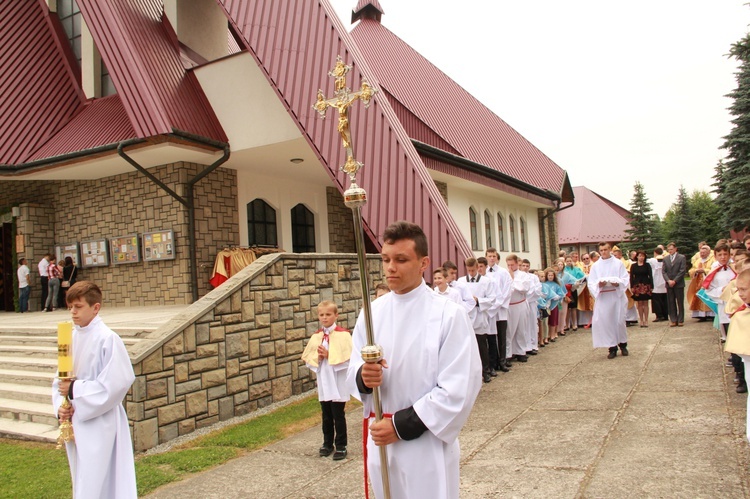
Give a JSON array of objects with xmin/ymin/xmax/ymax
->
[
  {"xmin": 0, "ymin": 382, "xmax": 52, "ymax": 405},
  {"xmin": 0, "ymin": 335, "xmax": 142, "ymax": 348},
  {"xmin": 0, "ymin": 369, "xmax": 56, "ymax": 387},
  {"xmin": 0, "ymin": 328, "xmax": 150, "ymax": 339},
  {"xmin": 0, "ymin": 356, "xmax": 58, "ymax": 373},
  {"xmin": 0, "ymin": 397, "xmax": 58, "ymax": 427},
  {"xmin": 0, "ymin": 345, "xmax": 57, "ymax": 359},
  {"xmin": 0, "ymin": 418, "xmax": 57, "ymax": 443}
]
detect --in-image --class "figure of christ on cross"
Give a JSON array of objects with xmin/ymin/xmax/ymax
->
[{"xmin": 313, "ymin": 56, "xmax": 376, "ymax": 180}]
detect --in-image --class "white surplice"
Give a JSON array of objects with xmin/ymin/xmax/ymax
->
[
  {"xmin": 487, "ymin": 266, "xmax": 512, "ymax": 322},
  {"xmin": 52, "ymin": 315, "xmax": 137, "ymax": 499},
  {"xmin": 306, "ymin": 325, "xmax": 350, "ymax": 403},
  {"xmin": 347, "ymin": 281, "xmax": 481, "ymax": 499},
  {"xmin": 526, "ymin": 273, "xmax": 543, "ymax": 349},
  {"xmin": 587, "ymin": 256, "xmax": 629, "ymax": 348},
  {"xmin": 507, "ymin": 270, "xmax": 532, "ymax": 356},
  {"xmin": 706, "ymin": 262, "xmax": 737, "ymax": 325},
  {"xmin": 462, "ymin": 274, "xmax": 496, "ymax": 335}
]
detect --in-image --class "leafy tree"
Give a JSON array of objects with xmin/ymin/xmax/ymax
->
[
  {"xmin": 720, "ymin": 34, "xmax": 750, "ymax": 232},
  {"xmin": 689, "ymin": 190, "xmax": 724, "ymax": 247},
  {"xmin": 624, "ymin": 181, "xmax": 658, "ymax": 250}
]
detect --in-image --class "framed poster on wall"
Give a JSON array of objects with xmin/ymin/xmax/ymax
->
[
  {"xmin": 142, "ymin": 230, "xmax": 175, "ymax": 262},
  {"xmin": 80, "ymin": 239, "xmax": 109, "ymax": 268},
  {"xmin": 110, "ymin": 234, "xmax": 140, "ymax": 264},
  {"xmin": 55, "ymin": 242, "xmax": 80, "ymax": 266}
]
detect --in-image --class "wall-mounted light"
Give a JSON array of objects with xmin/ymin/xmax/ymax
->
[
  {"xmin": 11, "ymin": 206, "xmax": 20, "ymax": 217},
  {"xmin": 290, "ymin": 158, "xmax": 304, "ymax": 164}
]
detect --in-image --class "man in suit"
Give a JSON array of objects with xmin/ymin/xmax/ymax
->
[{"xmin": 661, "ymin": 242, "xmax": 687, "ymax": 326}]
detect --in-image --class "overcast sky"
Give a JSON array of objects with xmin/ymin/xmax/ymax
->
[{"xmin": 328, "ymin": 0, "xmax": 749, "ymax": 217}]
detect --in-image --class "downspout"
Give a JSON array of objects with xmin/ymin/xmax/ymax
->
[
  {"xmin": 117, "ymin": 136, "xmax": 230, "ymax": 303},
  {"xmin": 539, "ymin": 198, "xmax": 575, "ymax": 268}
]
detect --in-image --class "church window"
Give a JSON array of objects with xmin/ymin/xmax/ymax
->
[
  {"xmin": 509, "ymin": 215, "xmax": 517, "ymax": 252},
  {"xmin": 469, "ymin": 207, "xmax": 479, "ymax": 250},
  {"xmin": 497, "ymin": 212, "xmax": 506, "ymax": 252},
  {"xmin": 247, "ymin": 199, "xmax": 277, "ymax": 247},
  {"xmin": 520, "ymin": 217, "xmax": 528, "ymax": 252},
  {"xmin": 291, "ymin": 204, "xmax": 316, "ymax": 253},
  {"xmin": 484, "ymin": 210, "xmax": 493, "ymax": 250},
  {"xmin": 57, "ymin": 0, "xmax": 82, "ymax": 73}
]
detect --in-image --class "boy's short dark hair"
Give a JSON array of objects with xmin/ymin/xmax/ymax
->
[
  {"xmin": 654, "ymin": 247, "xmax": 663, "ymax": 255},
  {"xmin": 744, "ymin": 234, "xmax": 750, "ymax": 243},
  {"xmin": 383, "ymin": 221, "xmax": 428, "ymax": 258},
  {"xmin": 506, "ymin": 253, "xmax": 519, "ymax": 262},
  {"xmin": 598, "ymin": 242, "xmax": 610, "ymax": 249},
  {"xmin": 521, "ymin": 259, "xmax": 531, "ymax": 265},
  {"xmin": 465, "ymin": 257, "xmax": 477, "ymax": 267},
  {"xmin": 486, "ymin": 248, "xmax": 498, "ymax": 256},
  {"xmin": 18, "ymin": 258, "xmax": 26, "ymax": 265},
  {"xmin": 442, "ymin": 260, "xmax": 458, "ymax": 271},
  {"xmin": 66, "ymin": 281, "xmax": 102, "ymax": 306},
  {"xmin": 477, "ymin": 256, "xmax": 488, "ymax": 266},
  {"xmin": 375, "ymin": 283, "xmax": 390, "ymax": 292},
  {"xmin": 735, "ymin": 249, "xmax": 749, "ymax": 259},
  {"xmin": 730, "ymin": 241, "xmax": 744, "ymax": 250},
  {"xmin": 714, "ymin": 243, "xmax": 730, "ymax": 254},
  {"xmin": 433, "ymin": 268, "xmax": 448, "ymax": 277}
]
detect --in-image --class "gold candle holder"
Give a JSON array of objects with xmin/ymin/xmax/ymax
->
[{"xmin": 56, "ymin": 321, "xmax": 75, "ymax": 449}]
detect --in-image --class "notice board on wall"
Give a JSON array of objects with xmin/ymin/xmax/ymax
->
[
  {"xmin": 80, "ymin": 239, "xmax": 109, "ymax": 268},
  {"xmin": 143, "ymin": 230, "xmax": 175, "ymax": 262},
  {"xmin": 55, "ymin": 242, "xmax": 80, "ymax": 266},
  {"xmin": 110, "ymin": 234, "xmax": 140, "ymax": 264}
]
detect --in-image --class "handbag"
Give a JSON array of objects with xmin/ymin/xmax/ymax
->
[{"xmin": 62, "ymin": 265, "xmax": 76, "ymax": 288}]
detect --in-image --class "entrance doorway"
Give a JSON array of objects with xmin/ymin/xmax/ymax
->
[{"xmin": 0, "ymin": 223, "xmax": 14, "ymax": 311}]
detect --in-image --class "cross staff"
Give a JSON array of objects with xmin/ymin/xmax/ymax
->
[{"xmin": 313, "ymin": 57, "xmax": 390, "ymax": 499}]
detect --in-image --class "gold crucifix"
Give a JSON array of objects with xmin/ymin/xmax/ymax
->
[{"xmin": 313, "ymin": 56, "xmax": 377, "ymax": 181}]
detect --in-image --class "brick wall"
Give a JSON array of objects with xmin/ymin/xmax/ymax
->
[
  {"xmin": 326, "ymin": 187, "xmax": 356, "ymax": 253},
  {"xmin": 0, "ymin": 163, "xmax": 238, "ymax": 305},
  {"xmin": 538, "ymin": 207, "xmax": 559, "ymax": 269},
  {"xmin": 434, "ymin": 180, "xmax": 448, "ymax": 204},
  {"xmin": 127, "ymin": 252, "xmax": 383, "ymax": 451}
]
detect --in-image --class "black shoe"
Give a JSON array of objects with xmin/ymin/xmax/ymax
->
[
  {"xmin": 527, "ymin": 350, "xmax": 538, "ymax": 356},
  {"xmin": 607, "ymin": 348, "xmax": 618, "ymax": 359},
  {"xmin": 483, "ymin": 374, "xmax": 492, "ymax": 383},
  {"xmin": 496, "ymin": 363, "xmax": 510, "ymax": 373},
  {"xmin": 514, "ymin": 355, "xmax": 528, "ymax": 362},
  {"xmin": 737, "ymin": 382, "xmax": 748, "ymax": 394},
  {"xmin": 332, "ymin": 447, "xmax": 347, "ymax": 460},
  {"xmin": 619, "ymin": 343, "xmax": 629, "ymax": 357},
  {"xmin": 505, "ymin": 357, "xmax": 514, "ymax": 365},
  {"xmin": 489, "ymin": 369, "xmax": 498, "ymax": 377},
  {"xmin": 319, "ymin": 446, "xmax": 334, "ymax": 457}
]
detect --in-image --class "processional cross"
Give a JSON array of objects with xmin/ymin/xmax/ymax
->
[
  {"xmin": 313, "ymin": 57, "xmax": 391, "ymax": 499},
  {"xmin": 313, "ymin": 56, "xmax": 376, "ymax": 181}
]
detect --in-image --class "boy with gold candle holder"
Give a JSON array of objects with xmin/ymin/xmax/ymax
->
[{"xmin": 52, "ymin": 282, "xmax": 137, "ymax": 498}]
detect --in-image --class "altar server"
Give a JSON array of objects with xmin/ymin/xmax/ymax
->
[{"xmin": 587, "ymin": 242, "xmax": 630, "ymax": 359}]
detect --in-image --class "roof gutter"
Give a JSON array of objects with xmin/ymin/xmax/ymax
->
[
  {"xmin": 0, "ymin": 141, "xmax": 142, "ymax": 175},
  {"xmin": 118, "ymin": 131, "xmax": 230, "ymax": 303},
  {"xmin": 412, "ymin": 140, "xmax": 562, "ymax": 202}
]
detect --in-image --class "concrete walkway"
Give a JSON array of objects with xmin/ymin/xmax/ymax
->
[{"xmin": 147, "ymin": 319, "xmax": 750, "ymax": 498}]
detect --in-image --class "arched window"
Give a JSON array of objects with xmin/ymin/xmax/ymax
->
[
  {"xmin": 497, "ymin": 212, "xmax": 506, "ymax": 252},
  {"xmin": 291, "ymin": 204, "xmax": 316, "ymax": 253},
  {"xmin": 469, "ymin": 207, "xmax": 479, "ymax": 250},
  {"xmin": 520, "ymin": 217, "xmax": 528, "ymax": 252},
  {"xmin": 509, "ymin": 215, "xmax": 517, "ymax": 252},
  {"xmin": 484, "ymin": 210, "xmax": 493, "ymax": 250},
  {"xmin": 247, "ymin": 199, "xmax": 277, "ymax": 247}
]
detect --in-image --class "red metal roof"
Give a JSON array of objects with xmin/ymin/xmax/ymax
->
[
  {"xmin": 216, "ymin": 0, "xmax": 473, "ymax": 266},
  {"xmin": 0, "ymin": 0, "xmax": 84, "ymax": 165},
  {"xmin": 350, "ymin": 18, "xmax": 569, "ymax": 196},
  {"xmin": 557, "ymin": 186, "xmax": 632, "ymax": 244},
  {"xmin": 76, "ymin": 0, "xmax": 226, "ymax": 142},
  {"xmin": 28, "ymin": 95, "xmax": 136, "ymax": 161}
]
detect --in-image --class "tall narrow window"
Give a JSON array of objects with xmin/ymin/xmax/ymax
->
[
  {"xmin": 58, "ymin": 0, "xmax": 82, "ymax": 72},
  {"xmin": 509, "ymin": 215, "xmax": 517, "ymax": 252},
  {"xmin": 101, "ymin": 61, "xmax": 116, "ymax": 96},
  {"xmin": 469, "ymin": 207, "xmax": 479, "ymax": 250},
  {"xmin": 291, "ymin": 204, "xmax": 316, "ymax": 253},
  {"xmin": 247, "ymin": 199, "xmax": 277, "ymax": 247},
  {"xmin": 520, "ymin": 217, "xmax": 528, "ymax": 252},
  {"xmin": 484, "ymin": 210, "xmax": 493, "ymax": 250},
  {"xmin": 497, "ymin": 212, "xmax": 506, "ymax": 252}
]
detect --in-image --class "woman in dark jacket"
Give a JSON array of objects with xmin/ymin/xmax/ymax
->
[
  {"xmin": 630, "ymin": 250, "xmax": 653, "ymax": 327},
  {"xmin": 59, "ymin": 256, "xmax": 78, "ymax": 306}
]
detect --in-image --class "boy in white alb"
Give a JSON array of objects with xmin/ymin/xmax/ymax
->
[
  {"xmin": 433, "ymin": 267, "xmax": 463, "ymax": 305},
  {"xmin": 521, "ymin": 259, "xmax": 542, "ymax": 354},
  {"xmin": 53, "ymin": 281, "xmax": 137, "ymax": 499},
  {"xmin": 462, "ymin": 257, "xmax": 497, "ymax": 383},
  {"xmin": 506, "ymin": 254, "xmax": 532, "ymax": 363},
  {"xmin": 587, "ymin": 242, "xmax": 629, "ymax": 359},
  {"xmin": 301, "ymin": 300, "xmax": 353, "ymax": 460},
  {"xmin": 485, "ymin": 248, "xmax": 512, "ymax": 372}
]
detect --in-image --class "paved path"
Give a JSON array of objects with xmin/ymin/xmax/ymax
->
[{"xmin": 147, "ymin": 320, "xmax": 750, "ymax": 498}]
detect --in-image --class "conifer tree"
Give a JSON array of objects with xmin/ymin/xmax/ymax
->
[
  {"xmin": 665, "ymin": 186, "xmax": 699, "ymax": 253},
  {"xmin": 625, "ymin": 181, "xmax": 657, "ymax": 250},
  {"xmin": 720, "ymin": 34, "xmax": 750, "ymax": 232}
]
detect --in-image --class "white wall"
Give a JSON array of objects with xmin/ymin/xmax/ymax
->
[
  {"xmin": 236, "ymin": 170, "xmax": 331, "ymax": 253},
  {"xmin": 447, "ymin": 185, "xmax": 544, "ymax": 269}
]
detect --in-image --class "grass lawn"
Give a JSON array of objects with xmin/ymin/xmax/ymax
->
[{"xmin": 0, "ymin": 395, "xmax": 340, "ymax": 498}]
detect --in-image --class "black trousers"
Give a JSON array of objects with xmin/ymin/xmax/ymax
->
[
  {"xmin": 321, "ymin": 401, "xmax": 347, "ymax": 448},
  {"xmin": 666, "ymin": 286, "xmax": 685, "ymax": 323},
  {"xmin": 475, "ymin": 334, "xmax": 490, "ymax": 375},
  {"xmin": 487, "ymin": 334, "xmax": 499, "ymax": 370},
  {"xmin": 724, "ymin": 324, "xmax": 746, "ymax": 378},
  {"xmin": 40, "ymin": 276, "xmax": 48, "ymax": 311},
  {"xmin": 651, "ymin": 292, "xmax": 668, "ymax": 320},
  {"xmin": 495, "ymin": 320, "xmax": 508, "ymax": 367}
]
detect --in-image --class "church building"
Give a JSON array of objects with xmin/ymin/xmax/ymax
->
[{"xmin": 0, "ymin": 0, "xmax": 573, "ymax": 311}]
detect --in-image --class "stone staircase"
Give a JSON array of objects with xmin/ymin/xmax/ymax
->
[{"xmin": 0, "ymin": 326, "xmax": 145, "ymax": 443}]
